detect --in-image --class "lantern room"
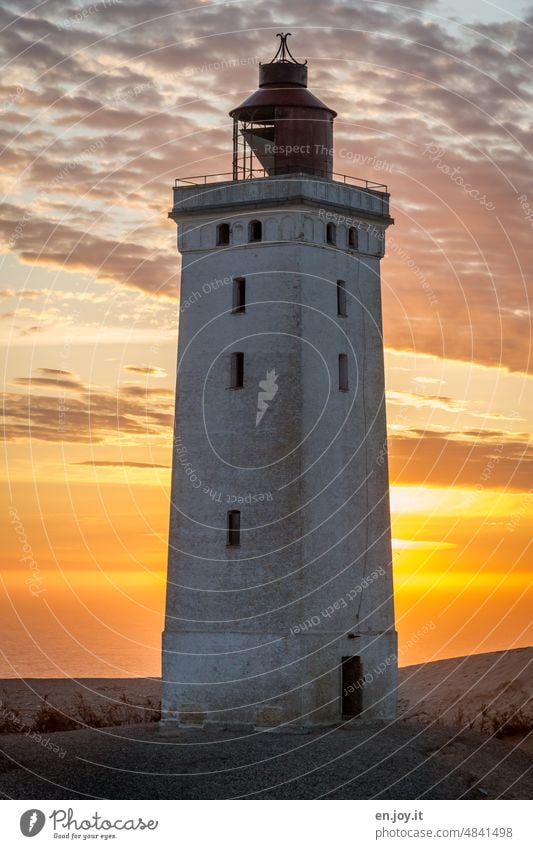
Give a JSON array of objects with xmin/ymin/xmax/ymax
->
[{"xmin": 230, "ymin": 33, "xmax": 337, "ymax": 180}]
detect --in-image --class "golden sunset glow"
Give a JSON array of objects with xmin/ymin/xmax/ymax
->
[{"xmin": 1, "ymin": 1, "xmax": 532, "ymax": 679}]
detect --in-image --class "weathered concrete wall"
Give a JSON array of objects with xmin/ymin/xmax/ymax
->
[{"xmin": 162, "ymin": 177, "xmax": 396, "ymax": 728}]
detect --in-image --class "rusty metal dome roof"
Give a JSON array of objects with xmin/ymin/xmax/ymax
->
[{"xmin": 229, "ymin": 33, "xmax": 337, "ymax": 121}]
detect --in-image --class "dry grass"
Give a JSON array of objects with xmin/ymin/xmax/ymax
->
[
  {"xmin": 399, "ymin": 696, "xmax": 533, "ymax": 741},
  {"xmin": 0, "ymin": 697, "xmax": 24, "ymax": 734},
  {"xmin": 0, "ymin": 692, "xmax": 161, "ymax": 735}
]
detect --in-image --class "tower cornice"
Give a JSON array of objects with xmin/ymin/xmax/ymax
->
[{"xmin": 170, "ymin": 175, "xmax": 393, "ymax": 226}]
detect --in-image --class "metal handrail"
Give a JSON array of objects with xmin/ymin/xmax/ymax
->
[{"xmin": 174, "ymin": 170, "xmax": 388, "ymax": 193}]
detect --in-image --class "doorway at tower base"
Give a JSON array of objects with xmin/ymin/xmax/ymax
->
[{"xmin": 160, "ymin": 629, "xmax": 397, "ymax": 729}]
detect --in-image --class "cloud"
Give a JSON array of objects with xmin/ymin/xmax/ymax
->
[
  {"xmin": 37, "ymin": 367, "xmax": 78, "ymax": 377},
  {"xmin": 74, "ymin": 460, "xmax": 170, "ymax": 468},
  {"xmin": 392, "ymin": 538, "xmax": 457, "ymax": 550},
  {"xmin": 119, "ymin": 384, "xmax": 174, "ymax": 397},
  {"xmin": 0, "ymin": 204, "xmax": 178, "ymax": 297},
  {"xmin": 387, "ymin": 390, "xmax": 464, "ymax": 413},
  {"xmin": 389, "ymin": 428, "xmax": 533, "ymax": 491},
  {"xmin": 412, "ymin": 376, "xmax": 446, "ymax": 386},
  {"xmin": 20, "ymin": 325, "xmax": 45, "ymax": 336},
  {"xmin": 11, "ymin": 368, "xmax": 85, "ymax": 391},
  {"xmin": 2, "ymin": 374, "xmax": 174, "ymax": 443},
  {"xmin": 0, "ymin": 289, "xmax": 44, "ymax": 300},
  {"xmin": 12, "ymin": 376, "xmax": 84, "ymax": 390},
  {"xmin": 123, "ymin": 365, "xmax": 168, "ymax": 377},
  {"xmin": 0, "ymin": 0, "xmax": 531, "ymax": 375}
]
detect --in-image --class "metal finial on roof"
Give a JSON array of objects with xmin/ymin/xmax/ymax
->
[{"xmin": 268, "ymin": 32, "xmax": 307, "ymax": 65}]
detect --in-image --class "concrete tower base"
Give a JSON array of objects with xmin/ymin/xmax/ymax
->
[{"xmin": 161, "ymin": 628, "xmax": 397, "ymax": 730}]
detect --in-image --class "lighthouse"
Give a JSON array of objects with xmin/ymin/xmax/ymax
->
[{"xmin": 161, "ymin": 34, "xmax": 397, "ymax": 729}]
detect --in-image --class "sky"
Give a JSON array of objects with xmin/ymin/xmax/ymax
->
[{"xmin": 1, "ymin": 0, "xmax": 532, "ymax": 678}]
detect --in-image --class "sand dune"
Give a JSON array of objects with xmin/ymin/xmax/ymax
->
[
  {"xmin": 0, "ymin": 677, "xmax": 160, "ymax": 727},
  {"xmin": 399, "ymin": 646, "xmax": 533, "ymax": 745},
  {"xmin": 1, "ymin": 653, "xmax": 531, "ymax": 798},
  {"xmin": 0, "ymin": 647, "xmax": 531, "ymax": 740}
]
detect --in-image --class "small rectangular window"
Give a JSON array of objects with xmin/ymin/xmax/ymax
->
[
  {"xmin": 232, "ymin": 277, "xmax": 246, "ymax": 313},
  {"xmin": 337, "ymin": 279, "xmax": 347, "ymax": 317},
  {"xmin": 230, "ymin": 351, "xmax": 244, "ymax": 388},
  {"xmin": 339, "ymin": 354, "xmax": 348, "ymax": 391},
  {"xmin": 227, "ymin": 510, "xmax": 241, "ymax": 546}
]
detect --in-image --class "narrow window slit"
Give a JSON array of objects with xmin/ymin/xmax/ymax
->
[
  {"xmin": 230, "ymin": 352, "xmax": 244, "ymax": 388},
  {"xmin": 337, "ymin": 279, "xmax": 347, "ymax": 317},
  {"xmin": 227, "ymin": 510, "xmax": 241, "ymax": 547},
  {"xmin": 232, "ymin": 277, "xmax": 246, "ymax": 313},
  {"xmin": 338, "ymin": 353, "xmax": 349, "ymax": 391}
]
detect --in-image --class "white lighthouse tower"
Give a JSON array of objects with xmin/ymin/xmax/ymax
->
[{"xmin": 162, "ymin": 35, "xmax": 397, "ymax": 729}]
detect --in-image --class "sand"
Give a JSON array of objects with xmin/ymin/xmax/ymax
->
[
  {"xmin": 398, "ymin": 646, "xmax": 533, "ymax": 749},
  {"xmin": 0, "ymin": 720, "xmax": 532, "ymax": 799},
  {"xmin": 0, "ymin": 677, "xmax": 160, "ymax": 726},
  {"xmin": 0, "ymin": 648, "xmax": 531, "ymax": 798}
]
